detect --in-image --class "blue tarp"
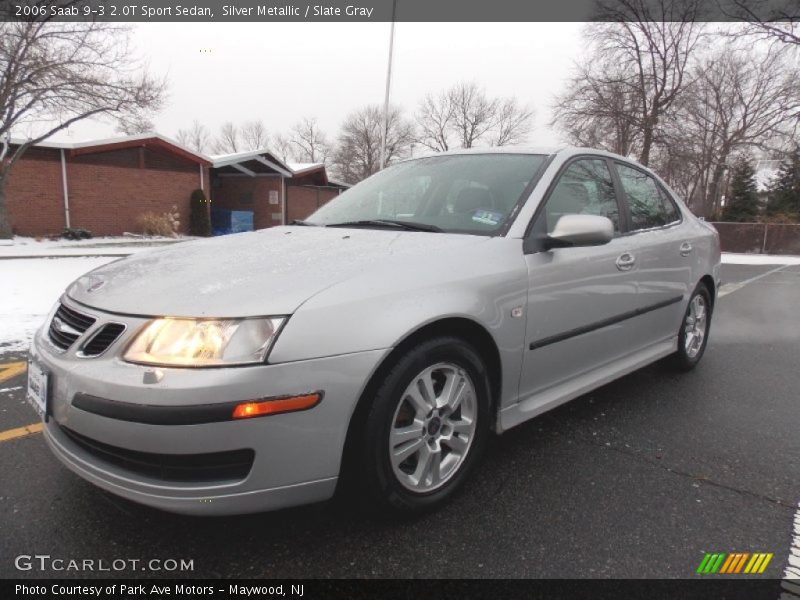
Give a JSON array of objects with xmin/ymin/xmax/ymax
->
[{"xmin": 211, "ymin": 208, "xmax": 254, "ymax": 236}]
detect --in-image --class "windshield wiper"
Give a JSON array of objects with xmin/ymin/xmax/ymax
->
[
  {"xmin": 325, "ymin": 219, "xmax": 443, "ymax": 233},
  {"xmin": 290, "ymin": 219, "xmax": 319, "ymax": 226}
]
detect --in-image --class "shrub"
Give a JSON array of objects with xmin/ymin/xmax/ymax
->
[
  {"xmin": 190, "ymin": 188, "xmax": 211, "ymax": 237},
  {"xmin": 61, "ymin": 227, "xmax": 93, "ymax": 240},
  {"xmin": 138, "ymin": 211, "xmax": 177, "ymax": 237}
]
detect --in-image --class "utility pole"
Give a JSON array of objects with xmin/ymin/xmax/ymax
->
[{"xmin": 379, "ymin": 0, "xmax": 398, "ymax": 170}]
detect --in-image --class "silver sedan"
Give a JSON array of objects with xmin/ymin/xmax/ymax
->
[{"xmin": 28, "ymin": 147, "xmax": 721, "ymax": 515}]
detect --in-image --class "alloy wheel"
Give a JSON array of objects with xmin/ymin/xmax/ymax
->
[
  {"xmin": 388, "ymin": 362, "xmax": 478, "ymax": 493},
  {"xmin": 684, "ymin": 294, "xmax": 708, "ymax": 358}
]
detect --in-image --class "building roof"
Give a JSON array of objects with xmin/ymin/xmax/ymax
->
[
  {"xmin": 9, "ymin": 132, "xmax": 213, "ymax": 167},
  {"xmin": 287, "ymin": 162, "xmax": 323, "ymax": 174},
  {"xmin": 11, "ymin": 133, "xmax": 348, "ymax": 184},
  {"xmin": 211, "ymin": 148, "xmax": 293, "ymax": 177}
]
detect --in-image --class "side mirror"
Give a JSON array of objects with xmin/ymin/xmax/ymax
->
[{"xmin": 545, "ymin": 214, "xmax": 614, "ymax": 249}]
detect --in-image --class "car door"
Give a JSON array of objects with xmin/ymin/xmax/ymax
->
[
  {"xmin": 518, "ymin": 157, "xmax": 641, "ymax": 403},
  {"xmin": 613, "ymin": 162, "xmax": 692, "ymax": 350}
]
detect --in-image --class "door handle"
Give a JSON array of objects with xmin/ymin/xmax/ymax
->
[
  {"xmin": 679, "ymin": 242, "xmax": 693, "ymax": 256},
  {"xmin": 615, "ymin": 252, "xmax": 636, "ymax": 271}
]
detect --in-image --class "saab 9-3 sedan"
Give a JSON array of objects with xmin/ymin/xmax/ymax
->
[{"xmin": 29, "ymin": 147, "xmax": 720, "ymax": 515}]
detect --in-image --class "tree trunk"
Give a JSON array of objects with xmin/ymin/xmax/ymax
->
[
  {"xmin": 0, "ymin": 176, "xmax": 12, "ymax": 239},
  {"xmin": 707, "ymin": 161, "xmax": 728, "ymax": 220},
  {"xmin": 639, "ymin": 125, "xmax": 653, "ymax": 167}
]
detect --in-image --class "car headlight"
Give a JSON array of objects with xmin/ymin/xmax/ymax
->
[{"xmin": 123, "ymin": 317, "xmax": 286, "ymax": 367}]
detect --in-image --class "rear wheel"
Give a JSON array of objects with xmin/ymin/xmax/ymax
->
[
  {"xmin": 359, "ymin": 336, "xmax": 490, "ymax": 513},
  {"xmin": 672, "ymin": 283, "xmax": 712, "ymax": 371}
]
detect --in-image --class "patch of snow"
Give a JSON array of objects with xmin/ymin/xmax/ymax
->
[
  {"xmin": 288, "ymin": 162, "xmax": 323, "ymax": 172},
  {"xmin": 755, "ymin": 160, "xmax": 781, "ymax": 193},
  {"xmin": 0, "ymin": 257, "xmax": 117, "ymax": 352},
  {"xmin": 722, "ymin": 252, "xmax": 800, "ymax": 265},
  {"xmin": 1, "ymin": 236, "xmax": 190, "ymax": 257}
]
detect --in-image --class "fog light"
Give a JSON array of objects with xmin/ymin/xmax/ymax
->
[{"xmin": 232, "ymin": 393, "xmax": 322, "ymax": 419}]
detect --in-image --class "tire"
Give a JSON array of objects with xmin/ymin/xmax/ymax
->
[
  {"xmin": 671, "ymin": 283, "xmax": 713, "ymax": 371},
  {"xmin": 358, "ymin": 336, "xmax": 490, "ymax": 514}
]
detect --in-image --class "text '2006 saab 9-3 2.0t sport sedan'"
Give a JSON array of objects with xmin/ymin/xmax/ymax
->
[{"xmin": 29, "ymin": 147, "xmax": 720, "ymax": 515}]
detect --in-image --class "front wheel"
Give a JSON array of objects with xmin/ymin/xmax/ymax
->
[
  {"xmin": 671, "ymin": 284, "xmax": 712, "ymax": 371},
  {"xmin": 359, "ymin": 336, "xmax": 490, "ymax": 514}
]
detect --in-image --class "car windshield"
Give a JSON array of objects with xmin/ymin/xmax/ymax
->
[{"xmin": 305, "ymin": 153, "xmax": 549, "ymax": 235}]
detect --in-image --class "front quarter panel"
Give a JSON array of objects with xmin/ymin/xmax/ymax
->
[{"xmin": 269, "ymin": 237, "xmax": 530, "ymax": 409}]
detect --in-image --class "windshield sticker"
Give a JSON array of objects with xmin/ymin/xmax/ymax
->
[{"xmin": 471, "ymin": 210, "xmax": 504, "ymax": 226}]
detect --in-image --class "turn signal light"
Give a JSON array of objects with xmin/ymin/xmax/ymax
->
[{"xmin": 232, "ymin": 393, "xmax": 322, "ymax": 419}]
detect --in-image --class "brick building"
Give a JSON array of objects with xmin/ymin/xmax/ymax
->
[
  {"xmin": 210, "ymin": 150, "xmax": 346, "ymax": 231},
  {"xmin": 4, "ymin": 134, "xmax": 346, "ymax": 237}
]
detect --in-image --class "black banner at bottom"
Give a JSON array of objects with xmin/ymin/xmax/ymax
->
[{"xmin": 2, "ymin": 578, "xmax": 793, "ymax": 600}]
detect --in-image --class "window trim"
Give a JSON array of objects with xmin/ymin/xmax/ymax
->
[
  {"xmin": 496, "ymin": 153, "xmax": 555, "ymax": 237},
  {"xmin": 523, "ymin": 154, "xmax": 627, "ymax": 254},
  {"xmin": 612, "ymin": 160, "xmax": 683, "ymax": 236}
]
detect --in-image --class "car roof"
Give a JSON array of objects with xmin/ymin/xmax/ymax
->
[{"xmin": 408, "ymin": 145, "xmax": 647, "ymax": 168}]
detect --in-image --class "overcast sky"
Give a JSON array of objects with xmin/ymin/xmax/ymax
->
[{"xmin": 53, "ymin": 22, "xmax": 586, "ymax": 148}]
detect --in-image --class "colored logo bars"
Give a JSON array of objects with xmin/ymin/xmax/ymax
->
[{"xmin": 697, "ymin": 552, "xmax": 773, "ymax": 575}]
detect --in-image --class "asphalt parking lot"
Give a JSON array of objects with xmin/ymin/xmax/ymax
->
[{"xmin": 1, "ymin": 263, "xmax": 798, "ymax": 580}]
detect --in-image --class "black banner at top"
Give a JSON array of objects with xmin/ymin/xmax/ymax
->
[{"xmin": 0, "ymin": 0, "xmax": 797, "ymax": 22}]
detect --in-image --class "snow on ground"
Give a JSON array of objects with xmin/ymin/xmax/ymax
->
[
  {"xmin": 722, "ymin": 253, "xmax": 800, "ymax": 265},
  {"xmin": 1, "ymin": 257, "xmax": 117, "ymax": 352},
  {"xmin": 0, "ymin": 236, "xmax": 191, "ymax": 257}
]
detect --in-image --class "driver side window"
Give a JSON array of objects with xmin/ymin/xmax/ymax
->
[{"xmin": 544, "ymin": 159, "xmax": 620, "ymax": 234}]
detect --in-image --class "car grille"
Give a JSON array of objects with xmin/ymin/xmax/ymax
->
[
  {"xmin": 59, "ymin": 425, "xmax": 255, "ymax": 483},
  {"xmin": 48, "ymin": 304, "xmax": 96, "ymax": 350},
  {"xmin": 80, "ymin": 323, "xmax": 126, "ymax": 356}
]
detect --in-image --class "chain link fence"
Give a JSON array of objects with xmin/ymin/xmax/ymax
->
[{"xmin": 710, "ymin": 222, "xmax": 800, "ymax": 255}]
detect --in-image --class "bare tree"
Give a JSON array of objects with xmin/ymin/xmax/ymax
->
[
  {"xmin": 176, "ymin": 120, "xmax": 211, "ymax": 153},
  {"xmin": 661, "ymin": 43, "xmax": 800, "ymax": 216},
  {"xmin": 722, "ymin": 0, "xmax": 800, "ymax": 47},
  {"xmin": 415, "ymin": 91, "xmax": 456, "ymax": 152},
  {"xmin": 491, "ymin": 98, "xmax": 534, "ymax": 146},
  {"xmin": 416, "ymin": 82, "xmax": 533, "ymax": 151},
  {"xmin": 240, "ymin": 120, "xmax": 269, "ymax": 150},
  {"xmin": 212, "ymin": 121, "xmax": 241, "ymax": 154},
  {"xmin": 116, "ymin": 115, "xmax": 155, "ymax": 136},
  {"xmin": 449, "ymin": 82, "xmax": 499, "ymax": 149},
  {"xmin": 552, "ymin": 61, "xmax": 642, "ymax": 156},
  {"xmin": 584, "ymin": 0, "xmax": 705, "ymax": 165},
  {"xmin": 330, "ymin": 105, "xmax": 414, "ymax": 184},
  {"xmin": 271, "ymin": 133, "xmax": 295, "ymax": 164},
  {"xmin": 0, "ymin": 21, "xmax": 166, "ymax": 237},
  {"xmin": 290, "ymin": 117, "xmax": 329, "ymax": 163}
]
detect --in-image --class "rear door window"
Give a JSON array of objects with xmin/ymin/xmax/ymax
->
[{"xmin": 616, "ymin": 163, "xmax": 679, "ymax": 231}]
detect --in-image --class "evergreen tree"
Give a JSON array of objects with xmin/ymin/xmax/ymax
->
[
  {"xmin": 765, "ymin": 146, "xmax": 800, "ymax": 222},
  {"xmin": 189, "ymin": 188, "xmax": 211, "ymax": 237},
  {"xmin": 721, "ymin": 155, "xmax": 760, "ymax": 222}
]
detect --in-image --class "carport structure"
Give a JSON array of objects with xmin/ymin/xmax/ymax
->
[{"xmin": 210, "ymin": 150, "xmax": 346, "ymax": 231}]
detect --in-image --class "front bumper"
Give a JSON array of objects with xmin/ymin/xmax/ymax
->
[{"xmin": 31, "ymin": 300, "xmax": 387, "ymax": 515}]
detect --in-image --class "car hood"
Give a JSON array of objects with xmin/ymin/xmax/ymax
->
[{"xmin": 67, "ymin": 226, "xmax": 490, "ymax": 317}]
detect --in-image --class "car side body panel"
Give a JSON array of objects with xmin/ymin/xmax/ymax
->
[{"xmin": 270, "ymin": 237, "xmax": 530, "ymax": 412}]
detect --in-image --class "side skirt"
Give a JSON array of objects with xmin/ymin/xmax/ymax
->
[{"xmin": 497, "ymin": 337, "xmax": 677, "ymax": 433}]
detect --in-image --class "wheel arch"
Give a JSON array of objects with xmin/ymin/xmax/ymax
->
[
  {"xmin": 337, "ymin": 317, "xmax": 502, "ymax": 492},
  {"xmin": 698, "ymin": 274, "xmax": 716, "ymax": 311}
]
